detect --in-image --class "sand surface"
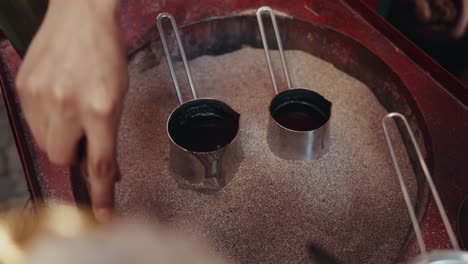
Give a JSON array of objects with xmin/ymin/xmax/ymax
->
[{"xmin": 116, "ymin": 46, "xmax": 417, "ymax": 264}]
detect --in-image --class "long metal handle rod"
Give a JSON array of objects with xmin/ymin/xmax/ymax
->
[
  {"xmin": 382, "ymin": 113, "xmax": 460, "ymax": 259},
  {"xmin": 256, "ymin": 6, "xmax": 292, "ymax": 95},
  {"xmin": 157, "ymin": 13, "xmax": 197, "ymax": 105}
]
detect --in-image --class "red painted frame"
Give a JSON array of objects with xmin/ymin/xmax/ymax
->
[{"xmin": 1, "ymin": 1, "xmax": 467, "ymax": 262}]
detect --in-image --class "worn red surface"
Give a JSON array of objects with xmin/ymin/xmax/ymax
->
[
  {"xmin": 1, "ymin": 0, "xmax": 467, "ymax": 262},
  {"xmin": 362, "ymin": 0, "xmax": 379, "ymax": 9}
]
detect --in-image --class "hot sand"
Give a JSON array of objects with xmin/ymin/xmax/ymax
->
[{"xmin": 116, "ymin": 46, "xmax": 417, "ymax": 264}]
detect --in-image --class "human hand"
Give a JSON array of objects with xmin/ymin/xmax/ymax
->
[
  {"xmin": 413, "ymin": 0, "xmax": 468, "ymax": 39},
  {"xmin": 15, "ymin": 0, "xmax": 128, "ymax": 222},
  {"xmin": 453, "ymin": 0, "xmax": 468, "ymax": 38}
]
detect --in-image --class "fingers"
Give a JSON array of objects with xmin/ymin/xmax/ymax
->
[
  {"xmin": 84, "ymin": 110, "xmax": 120, "ymax": 223},
  {"xmin": 13, "ymin": 0, "xmax": 128, "ymax": 224},
  {"xmin": 16, "ymin": 72, "xmax": 49, "ymax": 150},
  {"xmin": 414, "ymin": 0, "xmax": 432, "ymax": 23},
  {"xmin": 17, "ymin": 74, "xmax": 84, "ymax": 165},
  {"xmin": 45, "ymin": 114, "xmax": 83, "ymax": 165},
  {"xmin": 21, "ymin": 103, "xmax": 49, "ymax": 151},
  {"xmin": 452, "ymin": 0, "xmax": 468, "ymax": 39}
]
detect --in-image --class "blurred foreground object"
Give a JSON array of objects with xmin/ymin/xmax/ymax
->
[
  {"xmin": 388, "ymin": 0, "xmax": 467, "ymax": 40},
  {"xmin": 0, "ymin": 204, "xmax": 225, "ymax": 264},
  {"xmin": 387, "ymin": 0, "xmax": 468, "ymax": 83},
  {"xmin": 0, "ymin": 204, "xmax": 97, "ymax": 264}
]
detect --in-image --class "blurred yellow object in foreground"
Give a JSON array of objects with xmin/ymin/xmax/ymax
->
[
  {"xmin": 0, "ymin": 203, "xmax": 97, "ymax": 264},
  {"xmin": 0, "ymin": 203, "xmax": 226, "ymax": 264}
]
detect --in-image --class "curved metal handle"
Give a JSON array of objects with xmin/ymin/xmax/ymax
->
[
  {"xmin": 157, "ymin": 13, "xmax": 197, "ymax": 105},
  {"xmin": 382, "ymin": 113, "xmax": 460, "ymax": 261},
  {"xmin": 256, "ymin": 6, "xmax": 291, "ymax": 95}
]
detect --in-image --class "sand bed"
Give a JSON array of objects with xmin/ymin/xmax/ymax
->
[{"xmin": 116, "ymin": 46, "xmax": 416, "ymax": 264}]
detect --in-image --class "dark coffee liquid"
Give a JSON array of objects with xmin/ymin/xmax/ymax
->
[
  {"xmin": 272, "ymin": 102, "xmax": 327, "ymax": 131},
  {"xmin": 175, "ymin": 114, "xmax": 238, "ymax": 152}
]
